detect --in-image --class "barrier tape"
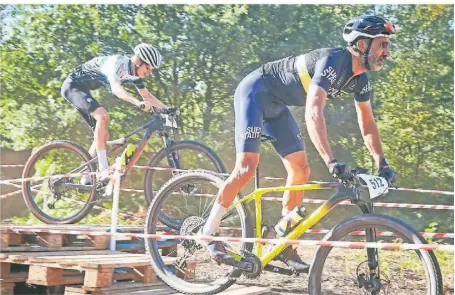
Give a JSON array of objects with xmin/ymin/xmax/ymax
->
[
  {"xmin": 119, "ymin": 189, "xmax": 454, "ymax": 210},
  {"xmin": 0, "ymin": 164, "xmax": 25, "ymax": 168},
  {"xmin": 2, "ymin": 164, "xmax": 453, "ymax": 196},
  {"xmin": 0, "ymin": 171, "xmax": 101, "ymax": 185},
  {"xmin": 133, "ymin": 165, "xmax": 455, "ymax": 196},
  {"xmin": 261, "ymin": 197, "xmax": 455, "ymax": 210},
  {"xmin": 2, "ymin": 226, "xmax": 452, "ymax": 251},
  {"xmin": 218, "ymin": 226, "xmax": 454, "ymax": 239},
  {"xmin": 2, "ymin": 224, "xmax": 452, "ymax": 239},
  {"xmin": 1, "ymin": 186, "xmax": 452, "ymax": 212}
]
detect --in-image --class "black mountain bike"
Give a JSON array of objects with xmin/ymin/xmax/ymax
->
[{"xmin": 22, "ymin": 108, "xmax": 226, "ymax": 224}]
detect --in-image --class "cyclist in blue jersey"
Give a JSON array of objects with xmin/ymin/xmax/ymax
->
[
  {"xmin": 61, "ymin": 43, "xmax": 166, "ymax": 184},
  {"xmin": 199, "ymin": 16, "xmax": 398, "ymax": 272}
]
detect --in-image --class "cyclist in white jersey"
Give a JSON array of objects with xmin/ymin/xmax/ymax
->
[{"xmin": 61, "ymin": 43, "xmax": 166, "ymax": 183}]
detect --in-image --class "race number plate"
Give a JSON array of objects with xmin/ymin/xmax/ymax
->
[
  {"xmin": 357, "ymin": 174, "xmax": 389, "ymax": 199},
  {"xmin": 161, "ymin": 114, "xmax": 178, "ymax": 128}
]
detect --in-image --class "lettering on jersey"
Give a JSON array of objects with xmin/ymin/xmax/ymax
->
[
  {"xmin": 297, "ymin": 131, "xmax": 303, "ymax": 141},
  {"xmin": 321, "ymin": 66, "xmax": 337, "ymax": 84},
  {"xmin": 241, "ymin": 127, "xmax": 262, "ymax": 140},
  {"xmin": 360, "ymin": 81, "xmax": 372, "ymax": 94},
  {"xmin": 327, "ymin": 87, "xmax": 341, "ymax": 98},
  {"xmin": 116, "ymin": 64, "xmax": 127, "ymax": 79}
]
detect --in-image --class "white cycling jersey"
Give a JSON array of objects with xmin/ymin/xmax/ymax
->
[{"xmin": 69, "ymin": 55, "xmax": 145, "ymax": 90}]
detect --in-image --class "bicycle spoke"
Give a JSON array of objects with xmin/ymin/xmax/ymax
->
[
  {"xmin": 145, "ymin": 172, "xmax": 252, "ymax": 294},
  {"xmin": 23, "ymin": 144, "xmax": 95, "ymax": 223}
]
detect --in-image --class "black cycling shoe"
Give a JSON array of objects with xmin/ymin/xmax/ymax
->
[
  {"xmin": 276, "ymin": 246, "xmax": 310, "ymax": 274},
  {"xmin": 206, "ymin": 241, "xmax": 254, "ymax": 271},
  {"xmin": 206, "ymin": 241, "xmax": 233, "ymax": 264}
]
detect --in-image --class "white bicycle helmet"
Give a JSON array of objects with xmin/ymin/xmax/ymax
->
[{"xmin": 134, "ymin": 43, "xmax": 162, "ymax": 68}]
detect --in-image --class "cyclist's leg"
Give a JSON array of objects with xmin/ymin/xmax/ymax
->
[
  {"xmin": 264, "ymin": 108, "xmax": 309, "ymax": 215},
  {"xmin": 263, "ymin": 108, "xmax": 310, "ymax": 272},
  {"xmin": 90, "ymin": 107, "xmax": 110, "ymax": 179},
  {"xmin": 200, "ymin": 70, "xmax": 264, "ymax": 261},
  {"xmin": 61, "ymin": 78, "xmax": 106, "ymax": 181},
  {"xmin": 281, "ymin": 151, "xmax": 310, "ymax": 213}
]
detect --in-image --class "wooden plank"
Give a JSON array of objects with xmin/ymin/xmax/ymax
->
[
  {"xmin": 0, "ymin": 261, "xmax": 11, "ymax": 275},
  {"xmin": 1, "ymin": 250, "xmax": 122, "ymax": 263},
  {"xmin": 131, "ymin": 265, "xmax": 156, "ymax": 283},
  {"xmin": 27, "ymin": 275, "xmax": 84, "ymax": 287},
  {"xmin": 65, "ymin": 282, "xmax": 166, "ymax": 295},
  {"xmin": 28, "ymin": 265, "xmax": 63, "ymax": 284},
  {"xmin": 26, "ymin": 271, "xmax": 136, "ymax": 287},
  {"xmin": 30, "ymin": 253, "xmax": 145, "ymax": 263},
  {"xmin": 0, "ymin": 245, "xmax": 98, "ymax": 252},
  {"xmin": 36, "ymin": 233, "xmax": 64, "ymax": 248},
  {"xmin": 80, "ymin": 256, "xmax": 177, "ymax": 269},
  {"xmin": 84, "ymin": 268, "xmax": 113, "ymax": 288},
  {"xmin": 0, "ymin": 282, "xmax": 14, "ymax": 295},
  {"xmin": 84, "ymin": 235, "xmax": 110, "ymax": 249},
  {"xmin": 0, "ymin": 271, "xmax": 28, "ymax": 283},
  {"xmin": 220, "ymin": 285, "xmax": 272, "ymax": 295}
]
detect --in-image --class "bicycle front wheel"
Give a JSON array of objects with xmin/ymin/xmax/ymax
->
[
  {"xmin": 144, "ymin": 140, "xmax": 226, "ymax": 229},
  {"xmin": 145, "ymin": 171, "xmax": 254, "ymax": 295},
  {"xmin": 22, "ymin": 140, "xmax": 97, "ymax": 224},
  {"xmin": 308, "ymin": 214, "xmax": 443, "ymax": 295}
]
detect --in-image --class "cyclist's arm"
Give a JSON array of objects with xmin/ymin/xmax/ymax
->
[
  {"xmin": 354, "ymin": 99, "xmax": 385, "ymax": 168},
  {"xmin": 305, "ymin": 84, "xmax": 335, "ymax": 165},
  {"xmin": 137, "ymin": 87, "xmax": 167, "ymax": 109},
  {"xmin": 109, "ymin": 79, "xmax": 142, "ymax": 106}
]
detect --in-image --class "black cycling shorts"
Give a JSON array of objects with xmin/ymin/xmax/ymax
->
[{"xmin": 61, "ymin": 76, "xmax": 101, "ymax": 131}]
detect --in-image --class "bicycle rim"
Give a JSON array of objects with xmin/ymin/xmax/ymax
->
[
  {"xmin": 145, "ymin": 171, "xmax": 253, "ymax": 295},
  {"xmin": 308, "ymin": 214, "xmax": 443, "ymax": 295},
  {"xmin": 22, "ymin": 141, "xmax": 96, "ymax": 224}
]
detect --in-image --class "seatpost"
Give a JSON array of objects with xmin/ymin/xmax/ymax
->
[{"xmin": 255, "ymin": 163, "xmax": 260, "ymax": 190}]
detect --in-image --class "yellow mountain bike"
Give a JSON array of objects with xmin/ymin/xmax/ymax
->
[{"xmin": 145, "ymin": 167, "xmax": 443, "ymax": 294}]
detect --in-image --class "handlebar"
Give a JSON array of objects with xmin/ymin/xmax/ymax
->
[
  {"xmin": 152, "ymin": 107, "xmax": 180, "ymax": 116},
  {"xmin": 341, "ymin": 166, "xmax": 374, "ymax": 188},
  {"xmin": 137, "ymin": 103, "xmax": 180, "ymax": 116}
]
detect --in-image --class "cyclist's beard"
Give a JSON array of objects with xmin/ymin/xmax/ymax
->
[{"xmin": 368, "ymin": 54, "xmax": 386, "ymax": 71}]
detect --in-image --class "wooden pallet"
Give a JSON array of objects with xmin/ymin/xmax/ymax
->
[
  {"xmin": 0, "ymin": 224, "xmax": 178, "ymax": 254},
  {"xmin": 64, "ymin": 282, "xmax": 272, "ymax": 295},
  {"xmin": 0, "ymin": 250, "xmax": 177, "ymax": 295},
  {"xmin": 1, "ymin": 226, "xmax": 110, "ymax": 250}
]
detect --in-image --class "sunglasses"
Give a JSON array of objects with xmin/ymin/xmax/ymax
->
[{"xmin": 384, "ymin": 23, "xmax": 396, "ymax": 33}]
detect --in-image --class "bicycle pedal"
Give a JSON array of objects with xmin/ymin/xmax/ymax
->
[{"xmin": 263, "ymin": 264, "xmax": 296, "ymax": 276}]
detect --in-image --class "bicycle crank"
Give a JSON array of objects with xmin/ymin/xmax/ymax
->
[{"xmin": 240, "ymin": 250, "xmax": 262, "ymax": 279}]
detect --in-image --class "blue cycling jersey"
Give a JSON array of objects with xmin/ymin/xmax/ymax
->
[
  {"xmin": 234, "ymin": 47, "xmax": 372, "ymax": 157},
  {"xmin": 260, "ymin": 47, "xmax": 371, "ymax": 105},
  {"xmin": 69, "ymin": 55, "xmax": 145, "ymax": 90}
]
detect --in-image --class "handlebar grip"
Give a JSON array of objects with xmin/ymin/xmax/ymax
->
[{"xmin": 352, "ymin": 166, "xmax": 372, "ymax": 175}]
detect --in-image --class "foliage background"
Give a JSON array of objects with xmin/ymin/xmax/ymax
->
[{"xmin": 0, "ymin": 4, "xmax": 453, "ymax": 233}]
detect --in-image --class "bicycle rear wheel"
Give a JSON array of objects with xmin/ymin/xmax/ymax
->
[
  {"xmin": 308, "ymin": 214, "xmax": 443, "ymax": 295},
  {"xmin": 145, "ymin": 171, "xmax": 254, "ymax": 295},
  {"xmin": 22, "ymin": 140, "xmax": 97, "ymax": 224}
]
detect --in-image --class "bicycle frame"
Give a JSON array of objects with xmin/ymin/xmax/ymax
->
[
  {"xmin": 59, "ymin": 114, "xmax": 174, "ymax": 190},
  {"xmin": 227, "ymin": 183, "xmax": 367, "ymax": 268}
]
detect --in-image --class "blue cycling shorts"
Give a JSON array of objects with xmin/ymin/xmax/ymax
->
[{"xmin": 234, "ymin": 70, "xmax": 305, "ymax": 158}]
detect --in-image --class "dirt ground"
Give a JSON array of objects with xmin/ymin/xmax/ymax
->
[{"xmin": 187, "ymin": 245, "xmax": 454, "ymax": 295}]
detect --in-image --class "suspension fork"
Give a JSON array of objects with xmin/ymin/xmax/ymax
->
[
  {"xmin": 359, "ymin": 203, "xmax": 380, "ymax": 273},
  {"xmin": 162, "ymin": 135, "xmax": 180, "ymax": 174}
]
